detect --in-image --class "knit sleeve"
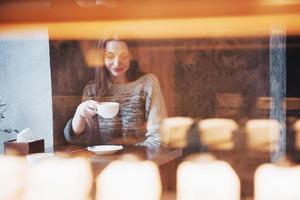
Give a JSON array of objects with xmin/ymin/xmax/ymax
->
[
  {"xmin": 137, "ymin": 74, "xmax": 168, "ymax": 147},
  {"xmin": 63, "ymin": 82, "xmax": 97, "ymax": 145}
]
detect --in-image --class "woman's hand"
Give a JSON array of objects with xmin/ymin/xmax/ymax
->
[
  {"xmin": 76, "ymin": 100, "xmax": 98, "ymax": 118},
  {"xmin": 72, "ymin": 100, "xmax": 98, "ymax": 135}
]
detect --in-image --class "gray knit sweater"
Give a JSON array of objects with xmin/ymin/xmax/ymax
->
[{"xmin": 64, "ymin": 73, "xmax": 167, "ymax": 147}]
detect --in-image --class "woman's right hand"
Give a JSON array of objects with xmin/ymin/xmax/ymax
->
[
  {"xmin": 72, "ymin": 100, "xmax": 99, "ymax": 135},
  {"xmin": 76, "ymin": 100, "xmax": 98, "ymax": 118}
]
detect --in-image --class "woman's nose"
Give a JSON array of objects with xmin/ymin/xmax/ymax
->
[{"xmin": 112, "ymin": 57, "xmax": 119, "ymax": 66}]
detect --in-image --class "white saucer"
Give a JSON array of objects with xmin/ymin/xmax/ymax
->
[{"xmin": 87, "ymin": 145, "xmax": 123, "ymax": 155}]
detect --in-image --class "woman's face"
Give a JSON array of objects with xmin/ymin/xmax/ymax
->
[{"xmin": 104, "ymin": 40, "xmax": 131, "ymax": 78}]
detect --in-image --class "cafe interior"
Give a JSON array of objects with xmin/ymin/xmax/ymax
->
[{"xmin": 1, "ymin": 0, "xmax": 300, "ymax": 199}]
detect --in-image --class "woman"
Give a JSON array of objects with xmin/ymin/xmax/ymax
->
[{"xmin": 64, "ymin": 38, "xmax": 167, "ymax": 147}]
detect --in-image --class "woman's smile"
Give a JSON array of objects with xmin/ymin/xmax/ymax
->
[{"xmin": 112, "ymin": 67, "xmax": 124, "ymax": 73}]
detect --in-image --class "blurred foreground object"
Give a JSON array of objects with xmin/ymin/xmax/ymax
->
[
  {"xmin": 160, "ymin": 117, "xmax": 194, "ymax": 148},
  {"xmin": 23, "ymin": 157, "xmax": 93, "ymax": 200},
  {"xmin": 96, "ymin": 154, "xmax": 161, "ymax": 200},
  {"xmin": 26, "ymin": 152, "xmax": 56, "ymax": 167},
  {"xmin": 198, "ymin": 118, "xmax": 238, "ymax": 150},
  {"xmin": 177, "ymin": 153, "xmax": 240, "ymax": 200},
  {"xmin": 75, "ymin": 0, "xmax": 119, "ymax": 7},
  {"xmin": 0, "ymin": 156, "xmax": 27, "ymax": 200},
  {"xmin": 161, "ymin": 117, "xmax": 238, "ymax": 150},
  {"xmin": 246, "ymin": 119, "xmax": 281, "ymax": 152},
  {"xmin": 255, "ymin": 160, "xmax": 300, "ymax": 200}
]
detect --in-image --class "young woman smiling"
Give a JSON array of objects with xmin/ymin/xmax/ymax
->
[{"xmin": 64, "ymin": 38, "xmax": 167, "ymax": 147}]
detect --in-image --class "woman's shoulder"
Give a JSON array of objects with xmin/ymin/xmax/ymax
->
[
  {"xmin": 135, "ymin": 73, "xmax": 162, "ymax": 94},
  {"xmin": 138, "ymin": 73, "xmax": 160, "ymax": 85}
]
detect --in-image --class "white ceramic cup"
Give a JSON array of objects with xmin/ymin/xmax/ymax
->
[{"xmin": 96, "ymin": 102, "xmax": 120, "ymax": 119}]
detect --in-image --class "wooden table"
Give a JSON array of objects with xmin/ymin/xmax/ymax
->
[{"xmin": 49, "ymin": 145, "xmax": 183, "ymax": 192}]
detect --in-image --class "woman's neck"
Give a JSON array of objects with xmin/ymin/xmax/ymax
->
[{"xmin": 110, "ymin": 75, "xmax": 129, "ymax": 84}]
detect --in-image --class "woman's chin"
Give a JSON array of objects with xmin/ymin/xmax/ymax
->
[{"xmin": 111, "ymin": 70, "xmax": 126, "ymax": 78}]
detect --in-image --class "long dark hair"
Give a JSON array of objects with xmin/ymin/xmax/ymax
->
[{"xmin": 95, "ymin": 38, "xmax": 144, "ymax": 97}]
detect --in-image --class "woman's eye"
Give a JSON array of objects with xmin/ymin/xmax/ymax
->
[
  {"xmin": 105, "ymin": 54, "xmax": 114, "ymax": 59},
  {"xmin": 121, "ymin": 55, "xmax": 129, "ymax": 59}
]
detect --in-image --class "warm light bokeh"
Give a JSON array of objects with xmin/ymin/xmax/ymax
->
[
  {"xmin": 97, "ymin": 158, "xmax": 161, "ymax": 200},
  {"xmin": 246, "ymin": 119, "xmax": 281, "ymax": 152},
  {"xmin": 23, "ymin": 157, "xmax": 93, "ymax": 200},
  {"xmin": 255, "ymin": 163, "xmax": 300, "ymax": 200},
  {"xmin": 0, "ymin": 156, "xmax": 27, "ymax": 200},
  {"xmin": 160, "ymin": 117, "xmax": 194, "ymax": 148},
  {"xmin": 0, "ymin": 14, "xmax": 300, "ymax": 40},
  {"xmin": 198, "ymin": 118, "xmax": 238, "ymax": 150},
  {"xmin": 177, "ymin": 154, "xmax": 240, "ymax": 200}
]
